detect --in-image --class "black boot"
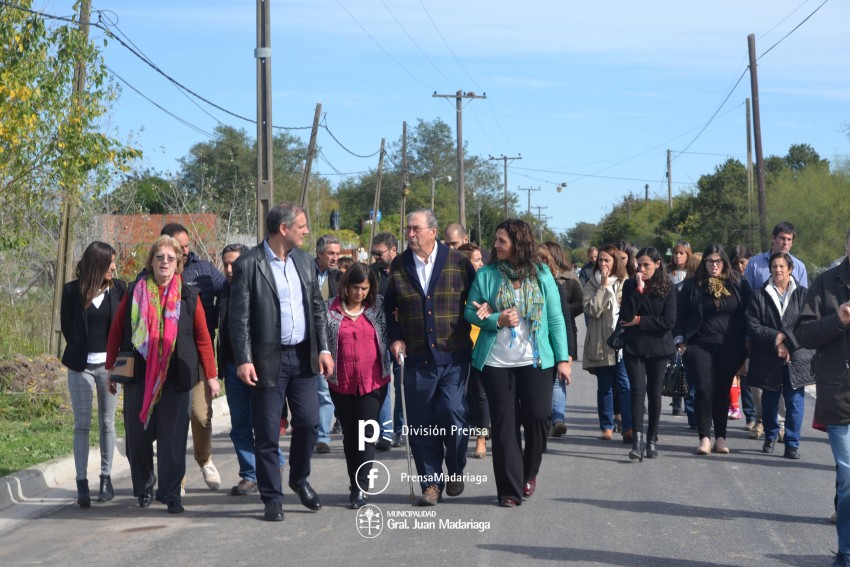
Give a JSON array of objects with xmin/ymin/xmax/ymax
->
[
  {"xmin": 98, "ymin": 475, "xmax": 113, "ymax": 502},
  {"xmin": 645, "ymin": 439, "xmax": 659, "ymax": 459},
  {"xmin": 76, "ymin": 479, "xmax": 91, "ymax": 508},
  {"xmin": 628, "ymin": 432, "xmax": 645, "ymax": 462}
]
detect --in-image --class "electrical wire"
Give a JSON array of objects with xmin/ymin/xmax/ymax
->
[
  {"xmin": 335, "ymin": 0, "xmax": 433, "ymax": 91},
  {"xmin": 758, "ymin": 0, "xmax": 830, "ymax": 60},
  {"xmin": 320, "ymin": 116, "xmax": 381, "ymax": 159},
  {"xmin": 378, "ymin": 0, "xmax": 455, "ymax": 86}
]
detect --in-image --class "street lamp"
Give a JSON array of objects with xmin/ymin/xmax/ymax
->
[
  {"xmin": 430, "ymin": 175, "xmax": 452, "ymax": 212},
  {"xmin": 556, "ymin": 182, "xmax": 568, "ymax": 193}
]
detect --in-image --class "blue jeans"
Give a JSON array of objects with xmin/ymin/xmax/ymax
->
[
  {"xmin": 552, "ymin": 375, "xmax": 567, "ymax": 423},
  {"xmin": 377, "ymin": 360, "xmax": 403, "ymax": 440},
  {"xmin": 761, "ymin": 368, "xmax": 805, "ymax": 448},
  {"xmin": 595, "ymin": 359, "xmax": 632, "ymax": 432},
  {"xmin": 223, "ymin": 361, "xmax": 284, "ymax": 483},
  {"xmin": 404, "ymin": 362, "xmax": 469, "ymax": 491},
  {"xmin": 316, "ymin": 374, "xmax": 335, "ymax": 445},
  {"xmin": 828, "ymin": 425, "xmax": 850, "ymax": 554}
]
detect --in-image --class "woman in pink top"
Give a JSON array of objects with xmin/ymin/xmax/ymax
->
[{"xmin": 324, "ymin": 263, "xmax": 391, "ymax": 509}]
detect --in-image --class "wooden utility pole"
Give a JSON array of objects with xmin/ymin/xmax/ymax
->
[
  {"xmin": 255, "ymin": 0, "xmax": 273, "ymax": 243},
  {"xmin": 369, "ymin": 139, "xmax": 386, "ymax": 250},
  {"xmin": 300, "ymin": 103, "xmax": 322, "ymax": 219},
  {"xmin": 533, "ymin": 205, "xmax": 549, "ymax": 242},
  {"xmin": 50, "ymin": 0, "xmax": 91, "ymax": 357},
  {"xmin": 517, "ymin": 186, "xmax": 540, "ymax": 219},
  {"xmin": 399, "ymin": 122, "xmax": 409, "ymax": 251},
  {"xmin": 746, "ymin": 98, "xmax": 755, "ymax": 250},
  {"xmin": 666, "ymin": 149, "xmax": 673, "ymax": 209},
  {"xmin": 645, "ymin": 183, "xmax": 650, "ymax": 205},
  {"xmin": 488, "ymin": 154, "xmax": 522, "ymax": 219},
  {"xmin": 433, "ymin": 90, "xmax": 486, "ymax": 228},
  {"xmin": 748, "ymin": 34, "xmax": 768, "ymax": 251}
]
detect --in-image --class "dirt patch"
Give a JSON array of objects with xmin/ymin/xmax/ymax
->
[{"xmin": 0, "ymin": 354, "xmax": 68, "ymax": 399}]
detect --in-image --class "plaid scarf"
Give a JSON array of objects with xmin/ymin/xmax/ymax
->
[
  {"xmin": 496, "ymin": 261, "xmax": 544, "ymax": 367},
  {"xmin": 131, "ymin": 274, "xmax": 182, "ymax": 428}
]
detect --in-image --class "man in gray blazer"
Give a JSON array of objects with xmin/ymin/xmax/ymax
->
[{"xmin": 229, "ymin": 202, "xmax": 334, "ymax": 522}]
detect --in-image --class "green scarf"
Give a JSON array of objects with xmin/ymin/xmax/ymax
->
[{"xmin": 496, "ymin": 261, "xmax": 544, "ymax": 366}]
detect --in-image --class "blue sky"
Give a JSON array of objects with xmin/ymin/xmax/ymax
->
[{"xmin": 88, "ymin": 0, "xmax": 850, "ymax": 234}]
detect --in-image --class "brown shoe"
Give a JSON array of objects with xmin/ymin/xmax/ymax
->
[
  {"xmin": 418, "ymin": 485, "xmax": 442, "ymax": 506},
  {"xmin": 600, "ymin": 429, "xmax": 613, "ymax": 440},
  {"xmin": 474, "ymin": 436, "xmax": 487, "ymax": 459},
  {"xmin": 622, "ymin": 429, "xmax": 633, "ymax": 443},
  {"xmin": 748, "ymin": 421, "xmax": 764, "ymax": 439}
]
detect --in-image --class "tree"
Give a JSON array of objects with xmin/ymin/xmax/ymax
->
[{"xmin": 0, "ymin": 1, "xmax": 139, "ymax": 250}]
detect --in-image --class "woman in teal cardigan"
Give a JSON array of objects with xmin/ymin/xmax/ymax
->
[{"xmin": 465, "ymin": 219, "xmax": 571, "ymax": 508}]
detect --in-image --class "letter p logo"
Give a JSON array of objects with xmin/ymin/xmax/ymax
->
[{"xmin": 358, "ymin": 419, "xmax": 380, "ymax": 451}]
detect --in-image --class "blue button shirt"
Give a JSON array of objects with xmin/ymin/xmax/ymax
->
[
  {"xmin": 743, "ymin": 251, "xmax": 808, "ymax": 290},
  {"xmin": 263, "ymin": 240, "xmax": 306, "ymax": 345}
]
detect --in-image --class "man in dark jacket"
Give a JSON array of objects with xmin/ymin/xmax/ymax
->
[
  {"xmin": 796, "ymin": 228, "xmax": 850, "ymax": 567},
  {"xmin": 313, "ymin": 234, "xmax": 342, "ymax": 454},
  {"xmin": 229, "ymin": 202, "xmax": 333, "ymax": 522},
  {"xmin": 385, "ymin": 209, "xmax": 476, "ymax": 506}
]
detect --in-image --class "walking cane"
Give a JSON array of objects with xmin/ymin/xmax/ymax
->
[{"xmin": 398, "ymin": 352, "xmax": 416, "ymax": 502}]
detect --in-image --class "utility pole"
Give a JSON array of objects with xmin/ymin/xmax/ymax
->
[
  {"xmin": 748, "ymin": 33, "xmax": 768, "ymax": 251},
  {"xmin": 255, "ymin": 0, "xmax": 273, "ymax": 243},
  {"xmin": 399, "ymin": 122, "xmax": 409, "ymax": 251},
  {"xmin": 666, "ymin": 149, "xmax": 673, "ymax": 209},
  {"xmin": 488, "ymin": 154, "xmax": 522, "ymax": 219},
  {"xmin": 433, "ymin": 90, "xmax": 486, "ymax": 228},
  {"xmin": 517, "ymin": 186, "xmax": 540, "ymax": 219},
  {"xmin": 300, "ymin": 102, "xmax": 322, "ymax": 221},
  {"xmin": 50, "ymin": 0, "xmax": 91, "ymax": 357},
  {"xmin": 533, "ymin": 205, "xmax": 549, "ymax": 242},
  {"xmin": 369, "ymin": 139, "xmax": 386, "ymax": 251},
  {"xmin": 746, "ymin": 98, "xmax": 756, "ymax": 250},
  {"xmin": 645, "ymin": 183, "xmax": 650, "ymax": 205}
]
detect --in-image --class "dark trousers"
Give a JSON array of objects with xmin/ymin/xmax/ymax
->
[
  {"xmin": 466, "ymin": 367, "xmax": 491, "ymax": 431},
  {"xmin": 481, "ymin": 364, "xmax": 552, "ymax": 502},
  {"xmin": 404, "ymin": 362, "xmax": 469, "ymax": 491},
  {"xmin": 624, "ymin": 354, "xmax": 669, "ymax": 441},
  {"xmin": 250, "ymin": 345, "xmax": 318, "ymax": 504},
  {"xmin": 124, "ymin": 379, "xmax": 190, "ymax": 505},
  {"xmin": 683, "ymin": 342, "xmax": 748, "ymax": 440},
  {"xmin": 330, "ymin": 384, "xmax": 387, "ymax": 489}
]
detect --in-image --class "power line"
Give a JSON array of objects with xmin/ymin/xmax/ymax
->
[
  {"xmin": 320, "ymin": 116, "xmax": 381, "ymax": 159},
  {"xmin": 335, "ymin": 0, "xmax": 433, "ymax": 91},
  {"xmin": 378, "ymin": 0, "xmax": 455, "ymax": 86},
  {"xmin": 758, "ymin": 0, "xmax": 830, "ymax": 60}
]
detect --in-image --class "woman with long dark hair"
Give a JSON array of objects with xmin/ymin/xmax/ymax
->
[
  {"xmin": 324, "ymin": 263, "xmax": 390, "ymax": 509},
  {"xmin": 106, "ymin": 235, "xmax": 219, "ymax": 514},
  {"xmin": 674, "ymin": 244, "xmax": 751, "ymax": 454},
  {"xmin": 583, "ymin": 244, "xmax": 632, "ymax": 441},
  {"xmin": 618, "ymin": 247, "xmax": 676, "ymax": 460},
  {"xmin": 538, "ymin": 242, "xmax": 582, "ymax": 438},
  {"xmin": 465, "ymin": 219, "xmax": 570, "ymax": 507},
  {"xmin": 61, "ymin": 241, "xmax": 127, "ymax": 507}
]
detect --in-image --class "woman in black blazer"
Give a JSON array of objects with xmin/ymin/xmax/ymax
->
[
  {"xmin": 674, "ymin": 244, "xmax": 751, "ymax": 455},
  {"xmin": 618, "ymin": 247, "xmax": 676, "ymax": 461},
  {"xmin": 60, "ymin": 241, "xmax": 126, "ymax": 507}
]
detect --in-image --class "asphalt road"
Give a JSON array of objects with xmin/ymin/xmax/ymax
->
[{"xmin": 0, "ymin": 322, "xmax": 840, "ymax": 567}]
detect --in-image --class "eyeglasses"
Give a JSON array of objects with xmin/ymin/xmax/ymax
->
[
  {"xmin": 405, "ymin": 226, "xmax": 430, "ymax": 234},
  {"xmin": 675, "ymin": 241, "xmax": 691, "ymax": 248},
  {"xmin": 704, "ymin": 258, "xmax": 723, "ymax": 266},
  {"xmin": 155, "ymin": 254, "xmax": 178, "ymax": 264},
  {"xmin": 371, "ymin": 250, "xmax": 386, "ymax": 257}
]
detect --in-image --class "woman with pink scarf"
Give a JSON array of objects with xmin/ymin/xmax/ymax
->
[{"xmin": 106, "ymin": 235, "xmax": 219, "ymax": 514}]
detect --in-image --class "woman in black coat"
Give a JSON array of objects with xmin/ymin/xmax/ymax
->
[
  {"xmin": 618, "ymin": 247, "xmax": 676, "ymax": 461},
  {"xmin": 746, "ymin": 252, "xmax": 814, "ymax": 459},
  {"xmin": 60, "ymin": 241, "xmax": 126, "ymax": 507},
  {"xmin": 674, "ymin": 244, "xmax": 751, "ymax": 455},
  {"xmin": 539, "ymin": 242, "xmax": 582, "ymax": 437}
]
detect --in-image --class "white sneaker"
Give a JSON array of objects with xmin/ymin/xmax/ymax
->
[{"xmin": 201, "ymin": 462, "xmax": 221, "ymax": 490}]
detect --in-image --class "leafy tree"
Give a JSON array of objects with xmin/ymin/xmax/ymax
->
[{"xmin": 0, "ymin": 1, "xmax": 139, "ymax": 249}]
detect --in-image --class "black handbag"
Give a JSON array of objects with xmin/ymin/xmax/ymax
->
[
  {"xmin": 662, "ymin": 352, "xmax": 688, "ymax": 397},
  {"xmin": 606, "ymin": 324, "xmax": 628, "ymax": 351},
  {"xmin": 110, "ymin": 352, "xmax": 136, "ymax": 384}
]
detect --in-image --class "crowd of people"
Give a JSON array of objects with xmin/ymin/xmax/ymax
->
[{"xmin": 60, "ymin": 209, "xmax": 850, "ymax": 566}]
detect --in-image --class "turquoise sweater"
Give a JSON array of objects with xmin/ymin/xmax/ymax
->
[{"xmin": 464, "ymin": 263, "xmax": 569, "ymax": 371}]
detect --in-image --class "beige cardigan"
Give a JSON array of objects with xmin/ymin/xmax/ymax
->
[{"xmin": 581, "ymin": 274, "xmax": 625, "ymax": 370}]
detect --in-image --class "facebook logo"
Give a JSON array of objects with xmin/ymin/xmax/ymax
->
[{"xmin": 356, "ymin": 460, "xmax": 390, "ymax": 495}]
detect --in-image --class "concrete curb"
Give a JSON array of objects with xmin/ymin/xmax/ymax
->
[{"xmin": 0, "ymin": 395, "xmax": 229, "ymax": 512}]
